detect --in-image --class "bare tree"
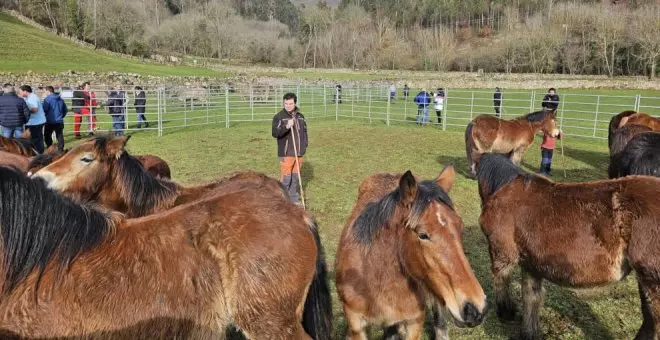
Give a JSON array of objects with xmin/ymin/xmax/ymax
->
[{"xmin": 630, "ymin": 5, "xmax": 660, "ymax": 79}]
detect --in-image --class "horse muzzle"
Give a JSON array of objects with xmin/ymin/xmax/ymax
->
[{"xmin": 453, "ymin": 300, "xmax": 488, "ymax": 328}]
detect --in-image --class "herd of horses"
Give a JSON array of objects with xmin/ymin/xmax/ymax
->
[{"xmin": 0, "ymin": 107, "xmax": 657, "ymax": 339}]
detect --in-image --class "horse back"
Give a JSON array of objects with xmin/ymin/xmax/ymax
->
[
  {"xmin": 0, "ymin": 151, "xmax": 29, "ymax": 171},
  {"xmin": 472, "ymin": 115, "xmax": 531, "ymax": 152}
]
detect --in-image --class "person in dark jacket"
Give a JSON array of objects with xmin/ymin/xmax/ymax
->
[
  {"xmin": 106, "ymin": 88, "xmax": 126, "ymax": 136},
  {"xmin": 414, "ymin": 89, "xmax": 432, "ymax": 125},
  {"xmin": 42, "ymin": 86, "xmax": 68, "ymax": 152},
  {"xmin": 493, "ymin": 87, "xmax": 502, "ymax": 117},
  {"xmin": 541, "ymin": 87, "xmax": 560, "ymax": 112},
  {"xmin": 403, "ymin": 84, "xmax": 410, "ymax": 99},
  {"xmin": 0, "ymin": 83, "xmax": 29, "ymax": 138},
  {"xmin": 71, "ymin": 86, "xmax": 85, "ymax": 139},
  {"xmin": 271, "ymin": 92, "xmax": 308, "ymax": 205},
  {"xmin": 134, "ymin": 86, "xmax": 148, "ymax": 128}
]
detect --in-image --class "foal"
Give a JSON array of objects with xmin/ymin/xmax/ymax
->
[
  {"xmin": 477, "ymin": 153, "xmax": 660, "ymax": 340},
  {"xmin": 465, "ymin": 110, "xmax": 559, "ymax": 176},
  {"xmin": 609, "ymin": 131, "xmax": 660, "ymax": 179},
  {"xmin": 335, "ymin": 165, "xmax": 487, "ymax": 339},
  {"xmin": 33, "ymin": 135, "xmax": 287, "ymax": 218}
]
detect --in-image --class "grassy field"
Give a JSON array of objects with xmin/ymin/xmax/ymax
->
[
  {"xmin": 69, "ymin": 118, "xmax": 638, "ymax": 340},
  {"xmin": 0, "ymin": 13, "xmax": 226, "ymax": 76}
]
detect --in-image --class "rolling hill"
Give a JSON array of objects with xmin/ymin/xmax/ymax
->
[{"xmin": 0, "ymin": 12, "xmax": 225, "ymax": 77}]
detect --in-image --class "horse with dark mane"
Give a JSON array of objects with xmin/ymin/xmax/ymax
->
[
  {"xmin": 33, "ymin": 135, "xmax": 287, "ymax": 218},
  {"xmin": 609, "ymin": 131, "xmax": 660, "ymax": 179},
  {"xmin": 465, "ymin": 109, "xmax": 559, "ymax": 177},
  {"xmin": 609, "ymin": 123, "xmax": 653, "ymax": 156},
  {"xmin": 335, "ymin": 165, "xmax": 487, "ymax": 339},
  {"xmin": 476, "ymin": 153, "xmax": 660, "ymax": 340},
  {"xmin": 0, "ymin": 135, "xmax": 37, "ymax": 157},
  {"xmin": 608, "ymin": 111, "xmax": 659, "ymax": 150},
  {"xmin": 0, "ymin": 165, "xmax": 332, "ymax": 339}
]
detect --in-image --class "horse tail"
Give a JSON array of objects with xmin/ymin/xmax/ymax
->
[
  {"xmin": 609, "ymin": 111, "xmax": 637, "ymax": 149},
  {"xmin": 302, "ymin": 218, "xmax": 332, "ymax": 340},
  {"xmin": 465, "ymin": 121, "xmax": 475, "ymax": 175}
]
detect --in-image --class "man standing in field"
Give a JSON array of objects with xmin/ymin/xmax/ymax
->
[
  {"xmin": 493, "ymin": 87, "xmax": 502, "ymax": 117},
  {"xmin": 272, "ymin": 92, "xmax": 308, "ymax": 205},
  {"xmin": 18, "ymin": 85, "xmax": 46, "ymax": 153},
  {"xmin": 541, "ymin": 87, "xmax": 560, "ymax": 112}
]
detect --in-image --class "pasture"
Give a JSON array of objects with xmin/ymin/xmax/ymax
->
[{"xmin": 98, "ymin": 117, "xmax": 639, "ymax": 340}]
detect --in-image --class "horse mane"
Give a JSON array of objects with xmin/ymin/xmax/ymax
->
[
  {"xmin": 0, "ymin": 136, "xmax": 36, "ymax": 156},
  {"xmin": 517, "ymin": 110, "xmax": 551, "ymax": 123},
  {"xmin": 111, "ymin": 152, "xmax": 179, "ymax": 217},
  {"xmin": 617, "ymin": 132, "xmax": 660, "ymax": 177},
  {"xmin": 476, "ymin": 153, "xmax": 532, "ymax": 200},
  {"xmin": 26, "ymin": 150, "xmax": 65, "ymax": 173},
  {"xmin": 353, "ymin": 179, "xmax": 453, "ymax": 244},
  {"xmin": 609, "ymin": 124, "xmax": 653, "ymax": 156},
  {"xmin": 0, "ymin": 166, "xmax": 118, "ymax": 295}
]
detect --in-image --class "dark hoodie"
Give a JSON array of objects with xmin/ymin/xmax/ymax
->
[{"xmin": 271, "ymin": 107, "xmax": 308, "ymax": 157}]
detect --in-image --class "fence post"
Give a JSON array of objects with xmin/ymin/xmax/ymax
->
[
  {"xmin": 250, "ymin": 84, "xmax": 254, "ymax": 121},
  {"xmin": 469, "ymin": 90, "xmax": 475, "ymax": 120},
  {"xmin": 559, "ymin": 94, "xmax": 565, "ymax": 131},
  {"xmin": 351, "ymin": 87, "xmax": 354, "ymax": 118},
  {"xmin": 123, "ymin": 91, "xmax": 128, "ymax": 132},
  {"xmin": 368, "ymin": 88, "xmax": 372, "ymax": 123},
  {"xmin": 206, "ymin": 87, "xmax": 210, "ymax": 124},
  {"xmin": 593, "ymin": 95, "xmax": 600, "ymax": 137},
  {"xmin": 157, "ymin": 88, "xmax": 163, "ymax": 137},
  {"xmin": 225, "ymin": 85, "xmax": 230, "ymax": 128},
  {"xmin": 404, "ymin": 93, "xmax": 408, "ymax": 121},
  {"xmin": 529, "ymin": 90, "xmax": 535, "ymax": 112},
  {"xmin": 635, "ymin": 95, "xmax": 641, "ymax": 111},
  {"xmin": 386, "ymin": 94, "xmax": 391, "ymax": 126},
  {"xmin": 324, "ymin": 85, "xmax": 327, "ymax": 117},
  {"xmin": 335, "ymin": 87, "xmax": 339, "ymax": 121}
]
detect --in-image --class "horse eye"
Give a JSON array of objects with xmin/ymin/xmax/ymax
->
[
  {"xmin": 80, "ymin": 157, "xmax": 94, "ymax": 164},
  {"xmin": 418, "ymin": 232, "xmax": 430, "ymax": 241}
]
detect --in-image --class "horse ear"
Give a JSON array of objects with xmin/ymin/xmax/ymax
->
[
  {"xmin": 399, "ymin": 170, "xmax": 417, "ymax": 206},
  {"xmin": 436, "ymin": 164, "xmax": 456, "ymax": 192},
  {"xmin": 105, "ymin": 135, "xmax": 131, "ymax": 159}
]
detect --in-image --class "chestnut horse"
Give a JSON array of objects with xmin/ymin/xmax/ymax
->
[
  {"xmin": 609, "ymin": 123, "xmax": 653, "ymax": 156},
  {"xmin": 0, "ymin": 145, "xmax": 63, "ymax": 174},
  {"xmin": 0, "ymin": 135, "xmax": 37, "ymax": 156},
  {"xmin": 609, "ymin": 131, "xmax": 660, "ymax": 179},
  {"xmin": 465, "ymin": 109, "xmax": 559, "ymax": 176},
  {"xmin": 608, "ymin": 111, "xmax": 659, "ymax": 150},
  {"xmin": 33, "ymin": 135, "xmax": 287, "ymax": 218},
  {"xmin": 335, "ymin": 165, "xmax": 487, "ymax": 340},
  {"xmin": 476, "ymin": 153, "xmax": 660, "ymax": 340},
  {"xmin": 26, "ymin": 147, "xmax": 172, "ymax": 180},
  {"xmin": 0, "ymin": 165, "xmax": 331, "ymax": 339}
]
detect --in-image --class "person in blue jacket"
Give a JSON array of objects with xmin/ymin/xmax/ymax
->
[
  {"xmin": 414, "ymin": 89, "xmax": 432, "ymax": 125},
  {"xmin": 42, "ymin": 86, "xmax": 68, "ymax": 152}
]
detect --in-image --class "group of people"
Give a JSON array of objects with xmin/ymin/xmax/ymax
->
[
  {"xmin": 0, "ymin": 82, "xmax": 150, "ymax": 153},
  {"xmin": 271, "ymin": 87, "xmax": 562, "ymax": 204}
]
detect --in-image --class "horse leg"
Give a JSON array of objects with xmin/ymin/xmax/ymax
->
[
  {"xmin": 635, "ymin": 279, "xmax": 659, "ymax": 340},
  {"xmin": 509, "ymin": 147, "xmax": 526, "ymax": 166},
  {"xmin": 402, "ymin": 315, "xmax": 425, "ymax": 340},
  {"xmin": 382, "ymin": 324, "xmax": 403, "ymax": 340},
  {"xmin": 520, "ymin": 269, "xmax": 544, "ymax": 340},
  {"xmin": 490, "ymin": 237, "xmax": 519, "ymax": 322},
  {"xmin": 432, "ymin": 304, "xmax": 449, "ymax": 340},
  {"xmin": 345, "ymin": 307, "xmax": 368, "ymax": 340}
]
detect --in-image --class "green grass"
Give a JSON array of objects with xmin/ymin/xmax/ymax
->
[
  {"xmin": 0, "ymin": 13, "xmax": 226, "ymax": 76},
  {"xmin": 73, "ymin": 119, "xmax": 640, "ymax": 339}
]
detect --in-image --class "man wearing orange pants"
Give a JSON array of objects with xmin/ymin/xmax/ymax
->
[{"xmin": 271, "ymin": 92, "xmax": 308, "ymax": 205}]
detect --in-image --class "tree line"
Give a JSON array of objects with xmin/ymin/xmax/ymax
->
[{"xmin": 1, "ymin": 0, "xmax": 659, "ymax": 78}]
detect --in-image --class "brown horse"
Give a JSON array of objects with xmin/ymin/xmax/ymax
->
[
  {"xmin": 608, "ymin": 111, "xmax": 659, "ymax": 150},
  {"xmin": 335, "ymin": 165, "xmax": 487, "ymax": 340},
  {"xmin": 0, "ymin": 145, "xmax": 63, "ymax": 174},
  {"xmin": 476, "ymin": 153, "xmax": 660, "ymax": 340},
  {"xmin": 609, "ymin": 131, "xmax": 660, "ymax": 179},
  {"xmin": 0, "ymin": 166, "xmax": 332, "ymax": 339},
  {"xmin": 0, "ymin": 135, "xmax": 37, "ymax": 157},
  {"xmin": 33, "ymin": 135, "xmax": 287, "ymax": 218},
  {"xmin": 465, "ymin": 110, "xmax": 559, "ymax": 176},
  {"xmin": 609, "ymin": 123, "xmax": 653, "ymax": 156},
  {"xmin": 134, "ymin": 154, "xmax": 172, "ymax": 179}
]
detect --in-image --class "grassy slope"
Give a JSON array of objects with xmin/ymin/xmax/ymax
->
[
  {"xmin": 0, "ymin": 13, "xmax": 225, "ymax": 77},
  {"xmin": 105, "ymin": 119, "xmax": 637, "ymax": 339}
]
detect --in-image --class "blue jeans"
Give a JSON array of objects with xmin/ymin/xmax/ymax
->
[
  {"xmin": 416, "ymin": 106, "xmax": 429, "ymax": 124},
  {"xmin": 1, "ymin": 126, "xmax": 23, "ymax": 138},
  {"xmin": 111, "ymin": 114, "xmax": 125, "ymax": 136}
]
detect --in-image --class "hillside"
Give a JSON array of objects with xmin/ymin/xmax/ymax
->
[{"xmin": 0, "ymin": 13, "xmax": 224, "ymax": 77}]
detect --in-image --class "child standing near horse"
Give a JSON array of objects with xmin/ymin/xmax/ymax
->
[{"xmin": 539, "ymin": 123, "xmax": 562, "ymax": 176}]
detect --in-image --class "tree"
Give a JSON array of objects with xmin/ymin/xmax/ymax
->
[{"xmin": 630, "ymin": 5, "xmax": 660, "ymax": 79}]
